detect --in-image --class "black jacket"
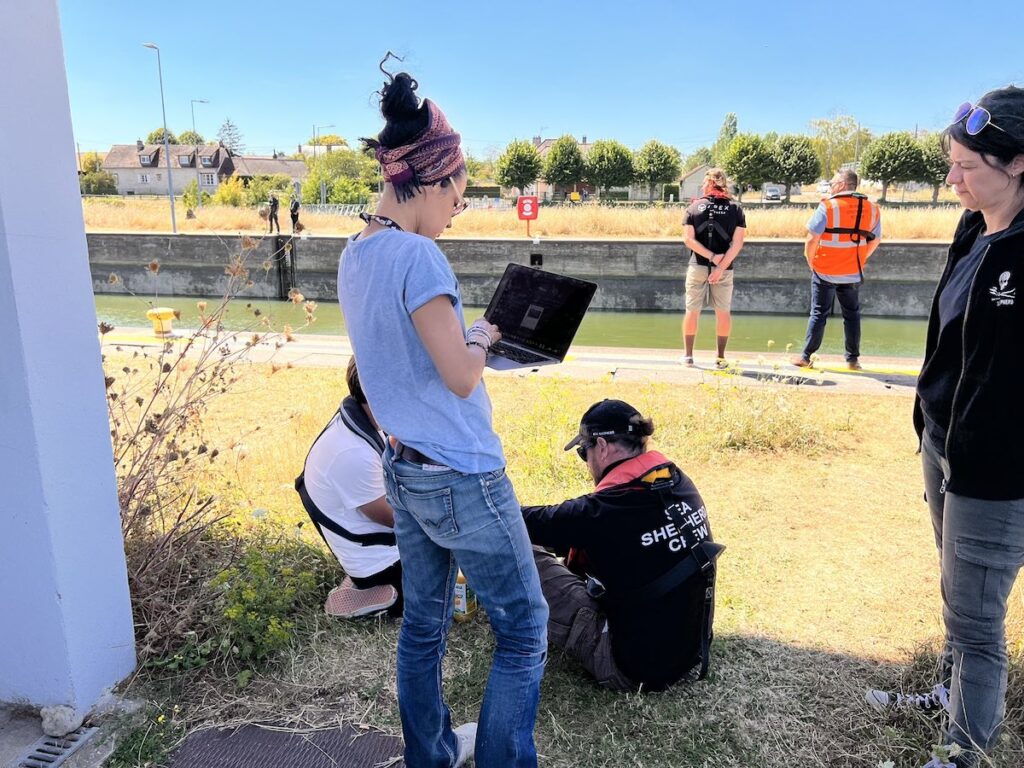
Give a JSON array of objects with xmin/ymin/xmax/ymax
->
[
  {"xmin": 913, "ymin": 208, "xmax": 1024, "ymax": 500},
  {"xmin": 522, "ymin": 452, "xmax": 715, "ymax": 690}
]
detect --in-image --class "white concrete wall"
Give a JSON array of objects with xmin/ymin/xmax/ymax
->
[{"xmin": 0, "ymin": 1, "xmax": 135, "ymax": 715}]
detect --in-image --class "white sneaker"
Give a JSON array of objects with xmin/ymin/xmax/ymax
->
[
  {"xmin": 866, "ymin": 683, "xmax": 950, "ymax": 714},
  {"xmin": 453, "ymin": 722, "xmax": 477, "ymax": 767}
]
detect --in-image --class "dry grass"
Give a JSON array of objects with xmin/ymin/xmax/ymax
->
[
  {"xmin": 83, "ymin": 197, "xmax": 963, "ymax": 241},
  {"xmin": 109, "ymin": 358, "xmax": 1024, "ymax": 766}
]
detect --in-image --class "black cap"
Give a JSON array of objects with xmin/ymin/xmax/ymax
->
[{"xmin": 563, "ymin": 399, "xmax": 644, "ymax": 451}]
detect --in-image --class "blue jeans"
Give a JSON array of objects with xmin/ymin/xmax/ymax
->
[
  {"xmin": 382, "ymin": 447, "xmax": 548, "ymax": 768},
  {"xmin": 922, "ymin": 434, "xmax": 1024, "ymax": 761},
  {"xmin": 799, "ymin": 274, "xmax": 861, "ymax": 361}
]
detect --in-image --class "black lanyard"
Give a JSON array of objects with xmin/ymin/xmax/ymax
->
[{"xmin": 359, "ymin": 212, "xmax": 404, "ymax": 232}]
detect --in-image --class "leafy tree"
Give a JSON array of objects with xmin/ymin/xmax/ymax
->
[
  {"xmin": 634, "ymin": 140, "xmax": 682, "ymax": 201},
  {"xmin": 465, "ymin": 154, "xmax": 496, "ymax": 185},
  {"xmin": 182, "ymin": 179, "xmax": 211, "ymax": 209},
  {"xmin": 769, "ymin": 134, "xmax": 821, "ymax": 203},
  {"xmin": 711, "ymin": 113, "xmax": 738, "ymax": 167},
  {"xmin": 542, "ymin": 135, "xmax": 585, "ymax": 191},
  {"xmin": 146, "ymin": 127, "xmax": 177, "ymax": 145},
  {"xmin": 80, "ymin": 151, "xmax": 103, "ymax": 174},
  {"xmin": 80, "ymin": 171, "xmax": 117, "ymax": 195},
  {"xmin": 860, "ymin": 131, "xmax": 926, "ymax": 202},
  {"xmin": 177, "ymin": 130, "xmax": 205, "ymax": 146},
  {"xmin": 211, "ymin": 175, "xmax": 246, "ymax": 206},
  {"xmin": 495, "ymin": 140, "xmax": 543, "ymax": 195},
  {"xmin": 300, "ymin": 175, "xmax": 372, "ymax": 205},
  {"xmin": 301, "ymin": 147, "xmax": 379, "ymax": 204},
  {"xmin": 683, "ymin": 147, "xmax": 713, "ymax": 173},
  {"xmin": 809, "ymin": 114, "xmax": 873, "ymax": 176},
  {"xmin": 584, "ymin": 140, "xmax": 634, "ymax": 194},
  {"xmin": 217, "ymin": 119, "xmax": 244, "ymax": 153},
  {"xmin": 918, "ymin": 133, "xmax": 950, "ymax": 203},
  {"xmin": 722, "ymin": 134, "xmax": 774, "ymax": 201},
  {"xmin": 243, "ymin": 174, "xmax": 294, "ymax": 207},
  {"xmin": 307, "ymin": 133, "xmax": 347, "ymax": 147}
]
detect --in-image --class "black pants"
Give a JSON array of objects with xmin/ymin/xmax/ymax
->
[
  {"xmin": 351, "ymin": 560, "xmax": 404, "ymax": 617},
  {"xmin": 291, "ymin": 213, "xmax": 299, "ymax": 231},
  {"xmin": 268, "ymin": 211, "xmax": 279, "ymax": 233}
]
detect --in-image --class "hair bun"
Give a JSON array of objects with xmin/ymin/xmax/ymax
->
[{"xmin": 380, "ymin": 73, "xmax": 421, "ymax": 121}]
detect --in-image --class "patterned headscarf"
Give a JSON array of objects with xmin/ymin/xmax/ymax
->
[{"xmin": 375, "ymin": 99, "xmax": 465, "ymax": 201}]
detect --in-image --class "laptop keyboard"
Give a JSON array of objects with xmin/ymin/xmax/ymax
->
[{"xmin": 491, "ymin": 342, "xmax": 548, "ymax": 364}]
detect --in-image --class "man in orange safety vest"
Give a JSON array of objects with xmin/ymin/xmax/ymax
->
[{"xmin": 792, "ymin": 169, "xmax": 882, "ymax": 370}]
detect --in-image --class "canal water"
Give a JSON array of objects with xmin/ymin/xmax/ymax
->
[{"xmin": 94, "ymin": 294, "xmax": 927, "ymax": 358}]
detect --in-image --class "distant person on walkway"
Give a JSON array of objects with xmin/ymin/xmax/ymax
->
[
  {"xmin": 791, "ymin": 169, "xmax": 881, "ymax": 370},
  {"xmin": 522, "ymin": 399, "xmax": 723, "ymax": 692},
  {"xmin": 681, "ymin": 168, "xmax": 746, "ymax": 367},
  {"xmin": 268, "ymin": 193, "xmax": 280, "ymax": 233},
  {"xmin": 338, "ymin": 61, "xmax": 546, "ymax": 768},
  {"xmin": 290, "ymin": 196, "xmax": 301, "ymax": 232},
  {"xmin": 867, "ymin": 86, "xmax": 1024, "ymax": 768},
  {"xmin": 295, "ymin": 358, "xmax": 402, "ymax": 618}
]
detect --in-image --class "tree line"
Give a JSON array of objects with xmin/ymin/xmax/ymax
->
[{"xmin": 495, "ymin": 113, "xmax": 953, "ymax": 204}]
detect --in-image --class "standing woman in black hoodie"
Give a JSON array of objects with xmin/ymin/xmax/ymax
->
[{"xmin": 873, "ymin": 87, "xmax": 1024, "ymax": 768}]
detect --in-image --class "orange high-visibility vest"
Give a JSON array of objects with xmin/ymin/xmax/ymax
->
[{"xmin": 813, "ymin": 192, "xmax": 880, "ymax": 278}]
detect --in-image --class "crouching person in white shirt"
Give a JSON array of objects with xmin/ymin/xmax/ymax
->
[{"xmin": 296, "ymin": 358, "xmax": 402, "ymax": 617}]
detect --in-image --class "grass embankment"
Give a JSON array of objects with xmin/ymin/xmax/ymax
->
[
  {"xmin": 109, "ymin": 358, "xmax": 1024, "ymax": 768},
  {"xmin": 83, "ymin": 197, "xmax": 963, "ymax": 240}
]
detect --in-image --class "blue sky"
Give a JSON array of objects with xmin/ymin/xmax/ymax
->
[{"xmin": 59, "ymin": 0, "xmax": 1024, "ymax": 158}]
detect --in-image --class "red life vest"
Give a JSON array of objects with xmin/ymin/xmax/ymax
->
[{"xmin": 813, "ymin": 192, "xmax": 880, "ymax": 277}]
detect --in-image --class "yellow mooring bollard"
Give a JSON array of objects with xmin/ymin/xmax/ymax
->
[{"xmin": 146, "ymin": 307, "xmax": 177, "ymax": 337}]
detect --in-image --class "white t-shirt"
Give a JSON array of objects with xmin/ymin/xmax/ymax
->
[{"xmin": 303, "ymin": 413, "xmax": 399, "ymax": 579}]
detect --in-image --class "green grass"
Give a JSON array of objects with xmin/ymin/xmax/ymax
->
[{"xmin": 105, "ymin": 362, "xmax": 1024, "ymax": 767}]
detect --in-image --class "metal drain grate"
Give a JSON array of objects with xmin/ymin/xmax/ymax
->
[{"xmin": 8, "ymin": 726, "xmax": 98, "ymax": 768}]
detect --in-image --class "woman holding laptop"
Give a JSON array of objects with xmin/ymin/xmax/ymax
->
[{"xmin": 337, "ymin": 59, "xmax": 547, "ymax": 768}]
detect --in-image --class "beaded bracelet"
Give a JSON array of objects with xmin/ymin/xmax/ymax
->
[{"xmin": 466, "ymin": 340, "xmax": 489, "ymax": 353}]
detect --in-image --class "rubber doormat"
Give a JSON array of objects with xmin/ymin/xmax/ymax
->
[{"xmin": 169, "ymin": 724, "xmax": 404, "ymax": 768}]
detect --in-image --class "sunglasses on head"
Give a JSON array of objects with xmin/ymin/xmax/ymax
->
[{"xmin": 952, "ymin": 102, "xmax": 1007, "ymax": 136}]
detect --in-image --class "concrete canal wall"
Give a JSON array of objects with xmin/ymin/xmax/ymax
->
[{"xmin": 87, "ymin": 233, "xmax": 949, "ymax": 317}]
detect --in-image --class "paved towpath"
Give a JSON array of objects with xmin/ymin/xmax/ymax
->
[{"xmin": 104, "ymin": 327, "xmax": 921, "ymax": 396}]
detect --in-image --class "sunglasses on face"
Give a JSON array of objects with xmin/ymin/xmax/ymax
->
[
  {"xmin": 952, "ymin": 102, "xmax": 1007, "ymax": 136},
  {"xmin": 448, "ymin": 176, "xmax": 469, "ymax": 217},
  {"xmin": 576, "ymin": 441, "xmax": 593, "ymax": 461}
]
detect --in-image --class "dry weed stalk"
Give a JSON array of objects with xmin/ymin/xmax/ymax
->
[{"xmin": 102, "ymin": 233, "xmax": 317, "ymax": 660}]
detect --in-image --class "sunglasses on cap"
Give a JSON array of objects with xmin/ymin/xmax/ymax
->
[{"xmin": 952, "ymin": 102, "xmax": 1007, "ymax": 136}]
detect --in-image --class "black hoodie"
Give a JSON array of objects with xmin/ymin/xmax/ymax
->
[
  {"xmin": 913, "ymin": 207, "xmax": 1024, "ymax": 500},
  {"xmin": 522, "ymin": 452, "xmax": 715, "ymax": 690}
]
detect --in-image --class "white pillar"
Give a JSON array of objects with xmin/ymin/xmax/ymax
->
[{"xmin": 0, "ymin": 1, "xmax": 136, "ymax": 715}]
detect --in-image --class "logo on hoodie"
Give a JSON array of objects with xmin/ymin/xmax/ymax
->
[{"xmin": 989, "ymin": 270, "xmax": 1016, "ymax": 306}]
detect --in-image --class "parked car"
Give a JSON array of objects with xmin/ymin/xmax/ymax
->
[
  {"xmin": 817, "ymin": 180, "xmax": 831, "ymax": 196},
  {"xmin": 764, "ymin": 186, "xmax": 781, "ymax": 201}
]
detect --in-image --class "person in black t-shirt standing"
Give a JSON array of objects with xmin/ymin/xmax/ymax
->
[{"xmin": 680, "ymin": 168, "xmax": 746, "ymax": 367}]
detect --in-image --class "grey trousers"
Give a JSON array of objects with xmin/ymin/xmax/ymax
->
[
  {"xmin": 532, "ymin": 548, "xmax": 634, "ymax": 691},
  {"xmin": 922, "ymin": 433, "xmax": 1024, "ymax": 760}
]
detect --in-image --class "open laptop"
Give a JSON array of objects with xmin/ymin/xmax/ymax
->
[{"xmin": 483, "ymin": 264, "xmax": 597, "ymax": 370}]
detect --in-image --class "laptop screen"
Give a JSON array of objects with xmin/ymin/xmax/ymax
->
[{"xmin": 484, "ymin": 265, "xmax": 596, "ymax": 358}]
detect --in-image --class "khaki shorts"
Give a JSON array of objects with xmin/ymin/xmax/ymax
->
[{"xmin": 685, "ymin": 265, "xmax": 734, "ymax": 313}]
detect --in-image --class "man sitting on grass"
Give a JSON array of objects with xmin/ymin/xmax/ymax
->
[
  {"xmin": 521, "ymin": 399, "xmax": 723, "ymax": 691},
  {"xmin": 295, "ymin": 358, "xmax": 402, "ymax": 618}
]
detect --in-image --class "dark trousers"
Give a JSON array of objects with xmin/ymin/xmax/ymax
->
[
  {"xmin": 268, "ymin": 211, "xmax": 279, "ymax": 233},
  {"xmin": 800, "ymin": 273, "xmax": 861, "ymax": 362},
  {"xmin": 351, "ymin": 559, "xmax": 404, "ymax": 617},
  {"xmin": 291, "ymin": 213, "xmax": 299, "ymax": 231},
  {"xmin": 533, "ymin": 547, "xmax": 634, "ymax": 691}
]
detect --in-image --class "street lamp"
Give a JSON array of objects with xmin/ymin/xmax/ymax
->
[
  {"xmin": 313, "ymin": 123, "xmax": 334, "ymax": 160},
  {"xmin": 313, "ymin": 123, "xmax": 334, "ymax": 204},
  {"xmin": 190, "ymin": 98, "xmax": 208, "ymax": 208},
  {"xmin": 143, "ymin": 42, "xmax": 176, "ymax": 233}
]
